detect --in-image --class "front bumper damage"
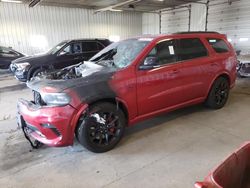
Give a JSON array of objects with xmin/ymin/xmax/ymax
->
[
  {"xmin": 17, "ymin": 99, "xmax": 81, "ymax": 148},
  {"xmin": 14, "ymin": 70, "xmax": 28, "ymax": 82}
]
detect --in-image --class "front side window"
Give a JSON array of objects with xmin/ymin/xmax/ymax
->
[
  {"xmin": 146, "ymin": 39, "xmax": 177, "ymax": 66},
  {"xmin": 59, "ymin": 42, "xmax": 82, "ymax": 55},
  {"xmin": 48, "ymin": 41, "xmax": 68, "ymax": 55},
  {"xmin": 177, "ymin": 38, "xmax": 208, "ymax": 61},
  {"xmin": 207, "ymin": 38, "xmax": 230, "ymax": 53},
  {"xmin": 71, "ymin": 42, "xmax": 82, "ymax": 54}
]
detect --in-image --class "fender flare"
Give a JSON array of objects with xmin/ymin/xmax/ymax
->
[{"xmin": 205, "ymin": 72, "xmax": 231, "ymax": 98}]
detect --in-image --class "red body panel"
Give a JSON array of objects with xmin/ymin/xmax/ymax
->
[
  {"xmin": 18, "ymin": 33, "xmax": 237, "ymax": 146},
  {"xmin": 195, "ymin": 142, "xmax": 250, "ymax": 188}
]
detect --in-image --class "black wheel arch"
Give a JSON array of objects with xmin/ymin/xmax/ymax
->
[
  {"xmin": 207, "ymin": 73, "xmax": 230, "ymax": 96},
  {"xmin": 74, "ymin": 98, "xmax": 129, "ymax": 138},
  {"xmin": 89, "ymin": 98, "xmax": 128, "ymax": 123},
  {"xmin": 219, "ymin": 73, "xmax": 230, "ymax": 85}
]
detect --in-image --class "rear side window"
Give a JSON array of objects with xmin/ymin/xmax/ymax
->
[
  {"xmin": 177, "ymin": 38, "xmax": 208, "ymax": 61},
  {"xmin": 207, "ymin": 38, "xmax": 230, "ymax": 53},
  {"xmin": 97, "ymin": 42, "xmax": 105, "ymax": 50},
  {"xmin": 83, "ymin": 41, "xmax": 99, "ymax": 52}
]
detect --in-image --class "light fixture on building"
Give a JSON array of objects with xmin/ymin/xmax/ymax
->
[
  {"xmin": 110, "ymin": 8, "xmax": 123, "ymax": 12},
  {"xmin": 239, "ymin": 38, "xmax": 249, "ymax": 42},
  {"xmin": 1, "ymin": 0, "xmax": 22, "ymax": 3},
  {"xmin": 29, "ymin": 0, "xmax": 40, "ymax": 7}
]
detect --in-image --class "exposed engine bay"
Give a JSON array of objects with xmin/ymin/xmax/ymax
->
[{"xmin": 37, "ymin": 61, "xmax": 104, "ymax": 80}]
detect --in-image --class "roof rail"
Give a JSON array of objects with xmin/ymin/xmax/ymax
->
[{"xmin": 175, "ymin": 31, "xmax": 220, "ymax": 34}]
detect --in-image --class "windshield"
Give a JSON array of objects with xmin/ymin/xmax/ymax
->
[
  {"xmin": 89, "ymin": 39, "xmax": 150, "ymax": 68},
  {"xmin": 47, "ymin": 41, "xmax": 68, "ymax": 55}
]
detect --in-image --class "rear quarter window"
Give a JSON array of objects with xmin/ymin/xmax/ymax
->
[
  {"xmin": 177, "ymin": 38, "xmax": 208, "ymax": 61},
  {"xmin": 207, "ymin": 38, "xmax": 230, "ymax": 53}
]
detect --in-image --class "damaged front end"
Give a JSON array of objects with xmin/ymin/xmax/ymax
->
[
  {"xmin": 17, "ymin": 76, "xmax": 86, "ymax": 148},
  {"xmin": 36, "ymin": 61, "xmax": 104, "ymax": 80},
  {"xmin": 17, "ymin": 60, "xmax": 116, "ymax": 149},
  {"xmin": 237, "ymin": 55, "xmax": 250, "ymax": 77}
]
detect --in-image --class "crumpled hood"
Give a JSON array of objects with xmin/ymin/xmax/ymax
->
[
  {"xmin": 12, "ymin": 53, "xmax": 53, "ymax": 64},
  {"xmin": 27, "ymin": 62, "xmax": 116, "ymax": 94}
]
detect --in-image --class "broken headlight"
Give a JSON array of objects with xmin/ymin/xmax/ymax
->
[
  {"xmin": 41, "ymin": 92, "xmax": 71, "ymax": 106},
  {"xmin": 16, "ymin": 62, "xmax": 30, "ymax": 71}
]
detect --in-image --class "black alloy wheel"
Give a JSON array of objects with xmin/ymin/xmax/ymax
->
[
  {"xmin": 205, "ymin": 77, "xmax": 230, "ymax": 109},
  {"xmin": 77, "ymin": 102, "xmax": 126, "ymax": 153}
]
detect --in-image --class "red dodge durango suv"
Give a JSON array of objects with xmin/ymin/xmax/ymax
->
[{"xmin": 17, "ymin": 32, "xmax": 237, "ymax": 153}]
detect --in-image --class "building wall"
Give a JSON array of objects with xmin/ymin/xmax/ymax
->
[
  {"xmin": 160, "ymin": 7, "xmax": 190, "ymax": 34},
  {"xmin": 142, "ymin": 13, "xmax": 160, "ymax": 35},
  {"xmin": 142, "ymin": 3, "xmax": 206, "ymax": 35},
  {"xmin": 0, "ymin": 2, "xmax": 142, "ymax": 55},
  {"xmin": 190, "ymin": 3, "xmax": 206, "ymax": 31},
  {"xmin": 208, "ymin": 0, "xmax": 250, "ymax": 52},
  {"xmin": 142, "ymin": 0, "xmax": 250, "ymax": 52}
]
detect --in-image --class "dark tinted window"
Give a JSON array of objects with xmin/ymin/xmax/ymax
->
[
  {"xmin": 207, "ymin": 38, "xmax": 230, "ymax": 53},
  {"xmin": 148, "ymin": 40, "xmax": 177, "ymax": 65},
  {"xmin": 83, "ymin": 41, "xmax": 99, "ymax": 52},
  {"xmin": 97, "ymin": 42, "xmax": 105, "ymax": 50},
  {"xmin": 71, "ymin": 42, "xmax": 82, "ymax": 54},
  {"xmin": 177, "ymin": 38, "xmax": 208, "ymax": 61}
]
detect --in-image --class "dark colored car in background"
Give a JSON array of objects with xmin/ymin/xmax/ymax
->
[
  {"xmin": 11, "ymin": 39, "xmax": 111, "ymax": 82},
  {"xmin": 0, "ymin": 46, "xmax": 24, "ymax": 69},
  {"xmin": 17, "ymin": 32, "xmax": 237, "ymax": 153}
]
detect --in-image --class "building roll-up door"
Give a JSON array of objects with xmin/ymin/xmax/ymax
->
[
  {"xmin": 160, "ymin": 6, "xmax": 191, "ymax": 34},
  {"xmin": 207, "ymin": 0, "xmax": 250, "ymax": 52}
]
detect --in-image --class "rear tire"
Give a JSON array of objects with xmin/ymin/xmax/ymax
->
[
  {"xmin": 205, "ymin": 77, "xmax": 230, "ymax": 109},
  {"xmin": 77, "ymin": 102, "xmax": 126, "ymax": 153}
]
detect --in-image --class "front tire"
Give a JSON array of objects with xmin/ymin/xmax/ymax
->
[
  {"xmin": 205, "ymin": 77, "xmax": 230, "ymax": 109},
  {"xmin": 30, "ymin": 69, "xmax": 45, "ymax": 80},
  {"xmin": 77, "ymin": 102, "xmax": 126, "ymax": 153}
]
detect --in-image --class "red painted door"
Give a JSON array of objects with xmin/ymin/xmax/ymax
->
[
  {"xmin": 136, "ymin": 39, "xmax": 184, "ymax": 115},
  {"xmin": 175, "ymin": 38, "xmax": 212, "ymax": 102}
]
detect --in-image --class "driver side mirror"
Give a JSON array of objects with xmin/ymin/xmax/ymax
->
[{"xmin": 139, "ymin": 57, "xmax": 160, "ymax": 70}]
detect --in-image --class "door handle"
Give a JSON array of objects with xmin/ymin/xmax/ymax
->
[{"xmin": 171, "ymin": 69, "xmax": 180, "ymax": 74}]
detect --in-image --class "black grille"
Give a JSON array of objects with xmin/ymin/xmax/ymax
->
[{"xmin": 33, "ymin": 91, "xmax": 46, "ymax": 106}]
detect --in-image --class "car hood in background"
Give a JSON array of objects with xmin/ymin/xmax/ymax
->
[{"xmin": 12, "ymin": 53, "xmax": 54, "ymax": 65}]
